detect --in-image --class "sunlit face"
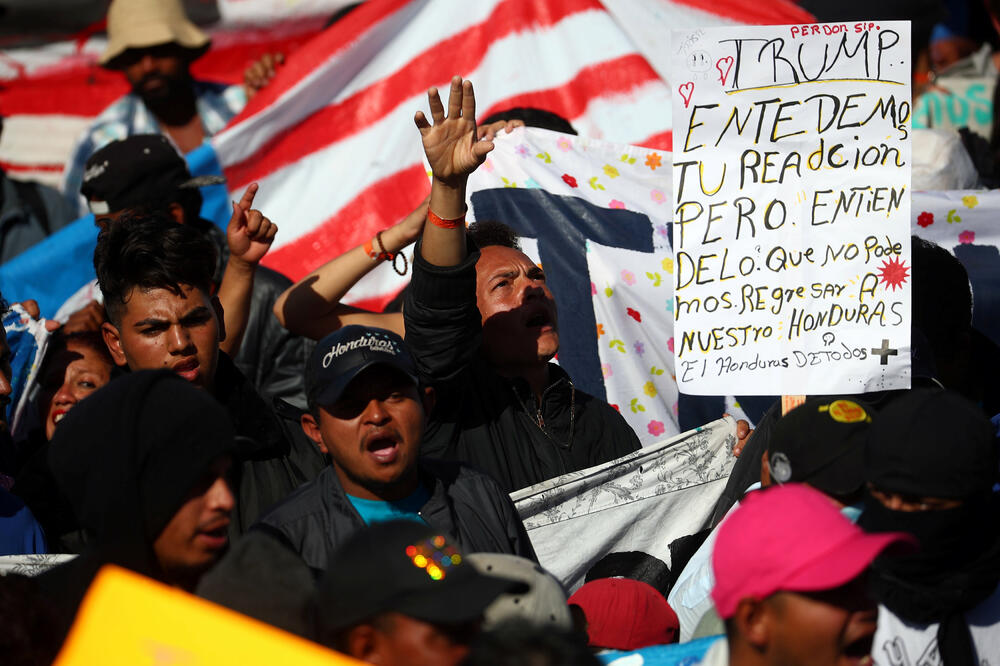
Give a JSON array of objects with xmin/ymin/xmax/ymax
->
[
  {"xmin": 38, "ymin": 340, "xmax": 114, "ymax": 440},
  {"xmin": 101, "ymin": 284, "xmax": 222, "ymax": 392},
  {"xmin": 763, "ymin": 575, "xmax": 877, "ymax": 666},
  {"xmin": 474, "ymin": 245, "xmax": 559, "ymax": 370},
  {"xmin": 301, "ymin": 365, "xmax": 431, "ymax": 501},
  {"xmin": 152, "ymin": 456, "xmax": 234, "ymax": 589}
]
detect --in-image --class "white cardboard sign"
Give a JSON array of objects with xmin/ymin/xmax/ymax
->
[{"xmin": 671, "ymin": 21, "xmax": 912, "ymax": 395}]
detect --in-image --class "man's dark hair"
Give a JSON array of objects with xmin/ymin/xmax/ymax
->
[
  {"xmin": 94, "ymin": 210, "xmax": 217, "ymax": 325},
  {"xmin": 911, "ymin": 236, "xmax": 973, "ymax": 363},
  {"xmin": 479, "ymin": 107, "xmax": 578, "ymax": 135},
  {"xmin": 468, "ymin": 220, "xmax": 521, "ymax": 251},
  {"xmin": 463, "ymin": 620, "xmax": 599, "ymax": 666},
  {"xmin": 145, "ymin": 186, "xmax": 206, "ymax": 231}
]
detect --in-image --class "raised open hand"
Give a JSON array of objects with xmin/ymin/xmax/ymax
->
[
  {"xmin": 414, "ymin": 76, "xmax": 493, "ymax": 186},
  {"xmin": 227, "ymin": 183, "xmax": 277, "ymax": 266}
]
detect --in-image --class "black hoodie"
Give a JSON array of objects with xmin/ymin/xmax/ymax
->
[{"xmin": 35, "ymin": 370, "xmax": 236, "ymax": 641}]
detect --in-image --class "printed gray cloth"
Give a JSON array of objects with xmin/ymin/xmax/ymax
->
[
  {"xmin": 513, "ymin": 416, "xmax": 736, "ymax": 593},
  {"xmin": 0, "ymin": 553, "xmax": 76, "ymax": 577}
]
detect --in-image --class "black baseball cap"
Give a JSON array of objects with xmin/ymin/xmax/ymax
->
[
  {"xmin": 306, "ymin": 325, "xmax": 419, "ymax": 409},
  {"xmin": 80, "ymin": 134, "xmax": 224, "ymax": 214},
  {"xmin": 767, "ymin": 396, "xmax": 875, "ymax": 497},
  {"xmin": 314, "ymin": 521, "xmax": 525, "ymax": 636}
]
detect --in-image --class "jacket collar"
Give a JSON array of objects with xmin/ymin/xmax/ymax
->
[
  {"xmin": 508, "ymin": 363, "xmax": 573, "ymax": 408},
  {"xmin": 320, "ymin": 459, "xmax": 456, "ymax": 532}
]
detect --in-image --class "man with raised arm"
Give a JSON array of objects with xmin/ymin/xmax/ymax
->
[{"xmin": 403, "ymin": 77, "xmax": 640, "ymax": 493}]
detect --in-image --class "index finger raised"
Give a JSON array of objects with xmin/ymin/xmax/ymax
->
[{"xmin": 236, "ymin": 183, "xmax": 259, "ymax": 212}]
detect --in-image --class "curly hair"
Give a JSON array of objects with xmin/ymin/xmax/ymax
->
[
  {"xmin": 94, "ymin": 210, "xmax": 217, "ymax": 325},
  {"xmin": 467, "ymin": 220, "xmax": 521, "ymax": 251}
]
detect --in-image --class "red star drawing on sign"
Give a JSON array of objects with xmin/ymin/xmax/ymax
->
[{"xmin": 878, "ymin": 256, "xmax": 910, "ymax": 291}]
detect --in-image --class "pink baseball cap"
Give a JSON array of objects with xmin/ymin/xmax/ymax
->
[
  {"xmin": 711, "ymin": 484, "xmax": 914, "ymax": 619},
  {"xmin": 568, "ymin": 578, "xmax": 679, "ymax": 650}
]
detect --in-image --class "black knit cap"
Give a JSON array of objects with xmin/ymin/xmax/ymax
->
[{"xmin": 48, "ymin": 370, "xmax": 236, "ymax": 544}]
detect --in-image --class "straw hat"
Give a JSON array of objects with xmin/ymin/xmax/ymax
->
[{"xmin": 100, "ymin": 0, "xmax": 210, "ymax": 69}]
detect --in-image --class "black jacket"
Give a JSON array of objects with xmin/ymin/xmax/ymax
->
[
  {"xmin": 205, "ymin": 223, "xmax": 313, "ymax": 407},
  {"xmin": 212, "ymin": 354, "xmax": 326, "ymax": 534},
  {"xmin": 402, "ymin": 241, "xmax": 641, "ymax": 493},
  {"xmin": 215, "ymin": 459, "xmax": 536, "ymax": 578}
]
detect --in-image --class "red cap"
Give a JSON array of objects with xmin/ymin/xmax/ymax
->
[
  {"xmin": 568, "ymin": 578, "xmax": 679, "ymax": 650},
  {"xmin": 711, "ymin": 484, "xmax": 915, "ymax": 619}
]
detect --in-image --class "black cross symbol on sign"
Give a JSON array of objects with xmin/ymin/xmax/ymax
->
[{"xmin": 871, "ymin": 339, "xmax": 898, "ymax": 365}]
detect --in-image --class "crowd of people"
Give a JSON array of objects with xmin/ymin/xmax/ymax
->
[{"xmin": 1, "ymin": 1, "xmax": 999, "ymax": 665}]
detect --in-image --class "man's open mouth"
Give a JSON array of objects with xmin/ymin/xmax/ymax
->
[
  {"xmin": 196, "ymin": 520, "xmax": 230, "ymax": 549},
  {"xmin": 525, "ymin": 310, "xmax": 553, "ymax": 328},
  {"xmin": 172, "ymin": 359, "xmax": 200, "ymax": 382},
  {"xmin": 365, "ymin": 433, "xmax": 401, "ymax": 464}
]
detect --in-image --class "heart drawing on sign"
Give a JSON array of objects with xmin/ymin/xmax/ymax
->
[
  {"xmin": 678, "ymin": 81, "xmax": 695, "ymax": 108},
  {"xmin": 716, "ymin": 56, "xmax": 734, "ymax": 85}
]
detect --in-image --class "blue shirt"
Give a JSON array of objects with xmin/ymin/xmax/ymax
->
[
  {"xmin": 0, "ymin": 487, "xmax": 47, "ymax": 555},
  {"xmin": 347, "ymin": 484, "xmax": 430, "ymax": 526}
]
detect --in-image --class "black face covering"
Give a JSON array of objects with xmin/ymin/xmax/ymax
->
[
  {"xmin": 860, "ymin": 387, "xmax": 1000, "ymax": 665},
  {"xmin": 859, "ymin": 494, "xmax": 1000, "ymax": 665}
]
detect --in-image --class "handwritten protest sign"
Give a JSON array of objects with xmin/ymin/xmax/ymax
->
[{"xmin": 671, "ymin": 21, "xmax": 912, "ymax": 395}]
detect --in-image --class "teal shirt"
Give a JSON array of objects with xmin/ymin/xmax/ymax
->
[{"xmin": 347, "ymin": 484, "xmax": 431, "ymax": 526}]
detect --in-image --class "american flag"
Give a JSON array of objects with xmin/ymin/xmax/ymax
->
[{"xmin": 0, "ymin": 0, "xmax": 814, "ymax": 313}]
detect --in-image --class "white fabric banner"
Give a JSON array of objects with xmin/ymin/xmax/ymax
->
[{"xmin": 512, "ymin": 416, "xmax": 736, "ymax": 593}]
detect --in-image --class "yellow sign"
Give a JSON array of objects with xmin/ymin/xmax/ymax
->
[{"xmin": 55, "ymin": 565, "xmax": 359, "ymax": 666}]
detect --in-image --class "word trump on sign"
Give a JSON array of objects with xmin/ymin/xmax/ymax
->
[{"xmin": 670, "ymin": 21, "xmax": 913, "ymax": 395}]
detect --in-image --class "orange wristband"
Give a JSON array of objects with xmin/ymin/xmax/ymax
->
[
  {"xmin": 428, "ymin": 209, "xmax": 465, "ymax": 230},
  {"xmin": 363, "ymin": 238, "xmax": 379, "ymax": 261}
]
